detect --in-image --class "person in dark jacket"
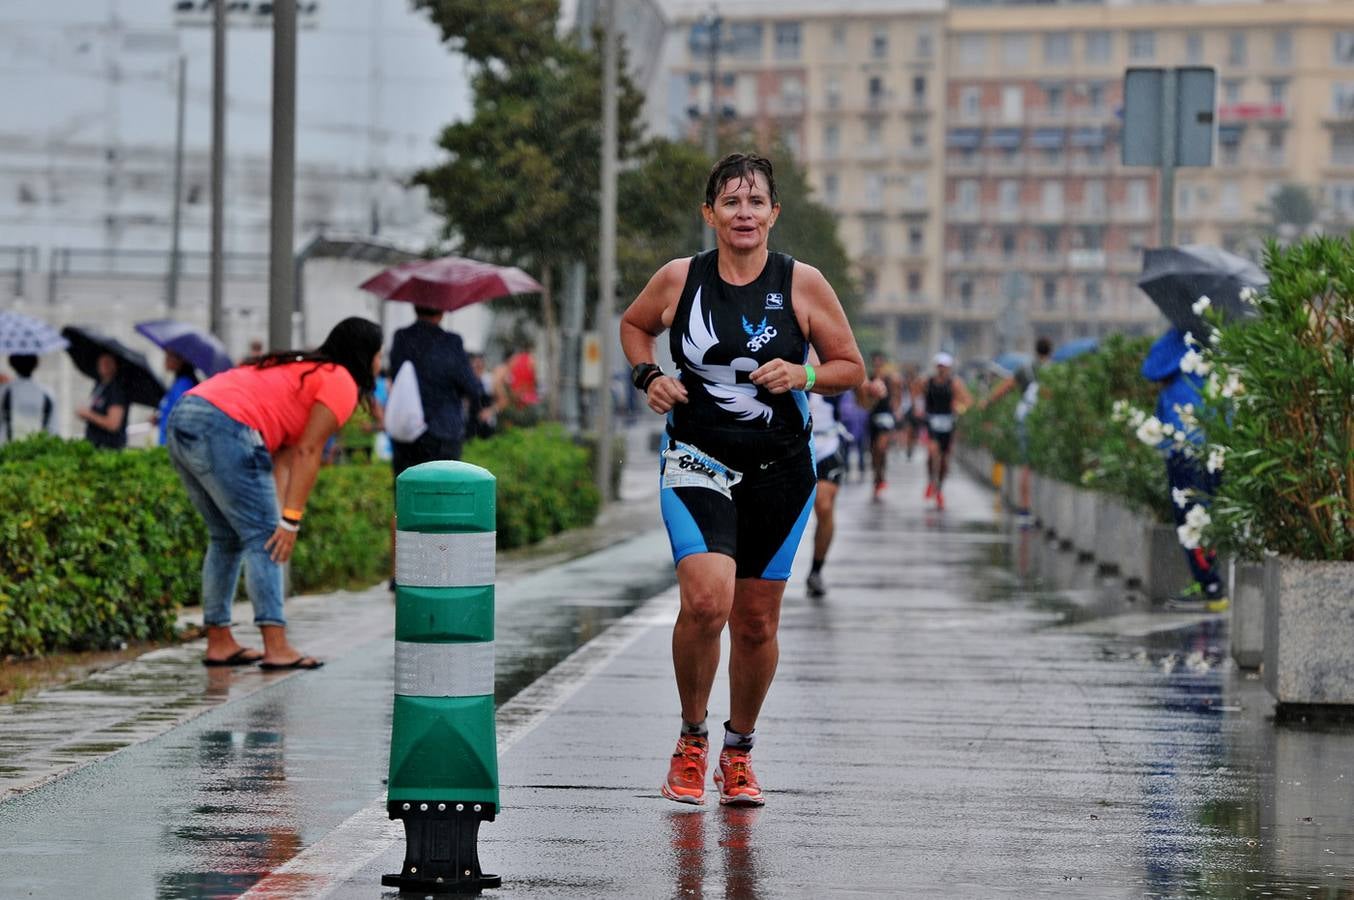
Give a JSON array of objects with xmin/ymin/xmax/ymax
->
[{"xmin": 388, "ymin": 305, "xmax": 482, "ymax": 475}]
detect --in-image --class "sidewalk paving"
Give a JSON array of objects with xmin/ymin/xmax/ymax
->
[{"xmin": 270, "ymin": 454, "xmax": 1354, "ymax": 899}]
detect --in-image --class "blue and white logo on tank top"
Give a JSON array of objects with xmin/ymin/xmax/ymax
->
[
  {"xmin": 681, "ymin": 288, "xmax": 774, "ymax": 424},
  {"xmin": 764, "ymin": 292, "xmax": 783, "ymax": 310},
  {"xmin": 742, "ymin": 316, "xmax": 778, "ymax": 353}
]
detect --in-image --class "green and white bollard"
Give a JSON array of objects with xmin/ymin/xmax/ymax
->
[{"xmin": 382, "ymin": 461, "xmax": 501, "ymax": 894}]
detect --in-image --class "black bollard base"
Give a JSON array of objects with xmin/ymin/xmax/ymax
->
[{"xmin": 382, "ymin": 801, "xmax": 500, "ymax": 894}]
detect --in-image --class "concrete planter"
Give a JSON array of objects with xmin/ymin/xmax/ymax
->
[
  {"xmin": 1002, "ymin": 462, "xmax": 1021, "ymax": 511},
  {"xmin": 1071, "ymin": 487, "xmax": 1098, "ymax": 557},
  {"xmin": 1051, "ymin": 480, "xmax": 1077, "ymax": 545},
  {"xmin": 1228, "ymin": 558, "xmax": 1267, "ymax": 670},
  {"xmin": 1263, "ymin": 558, "xmax": 1354, "ymax": 708},
  {"xmin": 1136, "ymin": 521, "xmax": 1192, "ymax": 600},
  {"xmin": 1092, "ymin": 495, "xmax": 1125, "ymax": 573},
  {"xmin": 1030, "ymin": 473, "xmax": 1048, "ymax": 526}
]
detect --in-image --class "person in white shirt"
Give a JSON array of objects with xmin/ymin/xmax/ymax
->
[{"xmin": 0, "ymin": 354, "xmax": 57, "ymax": 444}]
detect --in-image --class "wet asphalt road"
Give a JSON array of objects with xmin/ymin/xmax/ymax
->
[{"xmin": 2, "ymin": 448, "xmax": 1353, "ymax": 898}]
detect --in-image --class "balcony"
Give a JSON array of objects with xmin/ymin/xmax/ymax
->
[
  {"xmin": 856, "ymin": 144, "xmax": 889, "ymax": 162},
  {"xmin": 1031, "ymin": 204, "xmax": 1066, "ymax": 223},
  {"xmin": 987, "ymin": 154, "xmax": 1027, "ymax": 175},
  {"xmin": 1112, "ymin": 204, "xmax": 1152, "ymax": 223},
  {"xmin": 989, "ymin": 205, "xmax": 1024, "ymax": 224},
  {"xmin": 946, "ymin": 204, "xmax": 982, "ymax": 223},
  {"xmin": 946, "ymin": 155, "xmax": 984, "ymax": 175},
  {"xmin": 1067, "ymin": 204, "xmax": 1108, "ymax": 224},
  {"xmin": 765, "ymin": 95, "xmax": 806, "ymax": 117},
  {"xmin": 1067, "ymin": 249, "xmax": 1106, "ymax": 271},
  {"xmin": 900, "ymin": 146, "xmax": 933, "ymax": 165}
]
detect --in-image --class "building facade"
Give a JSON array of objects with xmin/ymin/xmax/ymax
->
[{"xmin": 655, "ymin": 0, "xmax": 1354, "ymax": 364}]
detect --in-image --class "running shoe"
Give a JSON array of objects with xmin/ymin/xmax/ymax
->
[
  {"xmin": 806, "ymin": 572, "xmax": 826, "ymax": 598},
  {"xmin": 661, "ymin": 734, "xmax": 709, "ymax": 805},
  {"xmin": 1165, "ymin": 592, "xmax": 1230, "ymax": 614},
  {"xmin": 873, "ymin": 480, "xmax": 887, "ymax": 498},
  {"xmin": 713, "ymin": 747, "xmax": 765, "ymax": 806},
  {"xmin": 935, "ymin": 490, "xmax": 945, "ymax": 511},
  {"xmin": 924, "ymin": 482, "xmax": 935, "ymax": 499}
]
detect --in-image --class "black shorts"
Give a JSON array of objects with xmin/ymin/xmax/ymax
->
[
  {"xmin": 930, "ymin": 429, "xmax": 954, "ymax": 455},
  {"xmin": 815, "ymin": 449, "xmax": 846, "ymax": 486},
  {"xmin": 659, "ymin": 435, "xmax": 816, "ymax": 581}
]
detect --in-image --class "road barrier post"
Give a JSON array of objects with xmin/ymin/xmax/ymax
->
[{"xmin": 382, "ymin": 461, "xmax": 501, "ymax": 893}]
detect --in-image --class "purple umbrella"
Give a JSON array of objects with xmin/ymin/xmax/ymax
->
[{"xmin": 134, "ymin": 320, "xmax": 233, "ymax": 377}]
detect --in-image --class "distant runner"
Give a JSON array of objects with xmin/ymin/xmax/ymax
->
[
  {"xmin": 980, "ymin": 337, "xmax": 1051, "ymax": 521},
  {"xmin": 923, "ymin": 352, "xmax": 972, "ymax": 511},
  {"xmin": 865, "ymin": 352, "xmax": 900, "ymax": 499}
]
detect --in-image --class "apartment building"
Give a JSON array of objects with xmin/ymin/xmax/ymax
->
[
  {"xmin": 943, "ymin": 0, "xmax": 1354, "ymax": 360},
  {"xmin": 654, "ymin": 0, "xmax": 1354, "ymax": 363},
  {"xmin": 658, "ymin": 0, "xmax": 948, "ymax": 360}
]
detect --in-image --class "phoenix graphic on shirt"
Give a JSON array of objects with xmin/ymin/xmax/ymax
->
[{"xmin": 681, "ymin": 288, "xmax": 773, "ymax": 423}]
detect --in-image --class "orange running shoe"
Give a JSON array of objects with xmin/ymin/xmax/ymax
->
[
  {"xmin": 661, "ymin": 735, "xmax": 709, "ymax": 805},
  {"xmin": 713, "ymin": 747, "xmax": 765, "ymax": 806},
  {"xmin": 935, "ymin": 490, "xmax": 945, "ymax": 510},
  {"xmin": 924, "ymin": 482, "xmax": 935, "ymax": 499}
]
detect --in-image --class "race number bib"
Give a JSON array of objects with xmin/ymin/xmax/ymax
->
[
  {"xmin": 928, "ymin": 414, "xmax": 956, "ymax": 434},
  {"xmin": 871, "ymin": 412, "xmax": 896, "ymax": 430},
  {"xmin": 661, "ymin": 441, "xmax": 743, "ymax": 499}
]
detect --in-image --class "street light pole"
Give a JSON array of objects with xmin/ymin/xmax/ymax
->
[
  {"xmin": 269, "ymin": 0, "xmax": 298, "ymax": 350},
  {"xmin": 167, "ymin": 53, "xmax": 186, "ymax": 310},
  {"xmin": 209, "ymin": 0, "xmax": 226, "ymax": 338},
  {"xmin": 702, "ymin": 10, "xmax": 721, "ymax": 250},
  {"xmin": 595, "ymin": 0, "xmax": 619, "ymax": 505}
]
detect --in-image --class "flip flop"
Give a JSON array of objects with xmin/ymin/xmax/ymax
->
[
  {"xmin": 258, "ymin": 656, "xmax": 324, "ymax": 671},
  {"xmin": 203, "ymin": 648, "xmax": 264, "ymax": 667}
]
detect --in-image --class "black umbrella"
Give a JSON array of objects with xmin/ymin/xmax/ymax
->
[
  {"xmin": 61, "ymin": 326, "xmax": 166, "ymax": 408},
  {"xmin": 1137, "ymin": 244, "xmax": 1266, "ymax": 337}
]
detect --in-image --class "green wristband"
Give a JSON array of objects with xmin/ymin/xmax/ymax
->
[{"xmin": 803, "ymin": 364, "xmax": 816, "ymax": 391}]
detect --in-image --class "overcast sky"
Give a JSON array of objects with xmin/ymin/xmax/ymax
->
[{"xmin": 0, "ymin": 0, "xmax": 473, "ymax": 169}]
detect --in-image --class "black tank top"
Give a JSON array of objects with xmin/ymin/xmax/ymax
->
[
  {"xmin": 669, "ymin": 250, "xmax": 809, "ymax": 465},
  {"xmin": 925, "ymin": 376, "xmax": 954, "ymax": 416}
]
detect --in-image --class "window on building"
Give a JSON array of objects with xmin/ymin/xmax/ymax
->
[
  {"xmin": 1002, "ymin": 85, "xmax": 1024, "ymax": 122},
  {"xmin": 1043, "ymin": 279, "xmax": 1058, "ymax": 310},
  {"xmin": 1129, "ymin": 30, "xmax": 1155, "ymax": 62},
  {"xmin": 864, "ymin": 219, "xmax": 884, "ymax": 256},
  {"xmin": 868, "ymin": 76, "xmax": 885, "ymax": 108},
  {"xmin": 863, "ymin": 269, "xmax": 879, "ymax": 299},
  {"xmin": 826, "ymin": 75, "xmax": 841, "ymax": 109},
  {"xmin": 1223, "ymin": 78, "xmax": 1243, "ymax": 105},
  {"xmin": 1185, "ymin": 32, "xmax": 1204, "ymax": 64},
  {"xmin": 1085, "ymin": 279, "xmax": 1103, "ymax": 309},
  {"xmin": 1274, "ymin": 30, "xmax": 1293, "ymax": 67},
  {"xmin": 917, "ymin": 28, "xmax": 934, "ymax": 59},
  {"xmin": 1220, "ymin": 182, "xmax": 1241, "ymax": 214},
  {"xmin": 1221, "ymin": 141, "xmax": 1240, "ymax": 166},
  {"xmin": 872, "ymin": 24, "xmax": 889, "ymax": 60},
  {"xmin": 908, "ymin": 174, "xmax": 927, "ymax": 207},
  {"xmin": 999, "ymin": 179, "xmax": 1020, "ymax": 211},
  {"xmin": 959, "ymin": 279, "xmax": 974, "ymax": 308},
  {"xmin": 866, "ymin": 119, "xmax": 883, "ymax": 147},
  {"xmin": 1041, "ymin": 181, "xmax": 1064, "ymax": 216},
  {"xmin": 913, "ymin": 75, "xmax": 927, "ymax": 104},
  {"xmin": 783, "ymin": 129, "xmax": 802, "ymax": 159},
  {"xmin": 1332, "ymin": 129, "xmax": 1354, "ymax": 166},
  {"xmin": 1041, "ymin": 226, "xmax": 1060, "ymax": 255},
  {"xmin": 824, "ymin": 173, "xmax": 840, "ymax": 206},
  {"xmin": 824, "ymin": 123, "xmax": 840, "ymax": 156},
  {"xmin": 726, "ymin": 23, "xmax": 763, "ymax": 59},
  {"xmin": 909, "ymin": 226, "xmax": 924, "ymax": 255},
  {"xmin": 1044, "ymin": 32, "xmax": 1071, "ymax": 65},
  {"xmin": 1228, "ymin": 32, "xmax": 1247, "ymax": 67},
  {"xmin": 1267, "ymin": 128, "xmax": 1285, "ymax": 164},
  {"xmin": 1336, "ymin": 32, "xmax": 1354, "ymax": 66},
  {"xmin": 1126, "ymin": 180, "xmax": 1150, "ymax": 216},
  {"xmin": 1269, "ymin": 79, "xmax": 1289, "ymax": 106},
  {"xmin": 1333, "ymin": 83, "xmax": 1354, "ymax": 118},
  {"xmin": 911, "ymin": 125, "xmax": 927, "ymax": 150},
  {"xmin": 774, "ymin": 22, "xmax": 801, "ymax": 61},
  {"xmin": 1330, "ymin": 182, "xmax": 1354, "ymax": 217},
  {"xmin": 1045, "ymin": 84, "xmax": 1065, "ymax": 114},
  {"xmin": 1001, "ymin": 229, "xmax": 1018, "ymax": 258},
  {"xmin": 1087, "ymin": 82, "xmax": 1106, "ymax": 113},
  {"xmin": 960, "ymin": 86, "xmax": 981, "ymax": 120},
  {"xmin": 959, "ymin": 226, "xmax": 978, "ymax": 255},
  {"xmin": 958, "ymin": 34, "xmax": 987, "ymax": 69},
  {"xmin": 958, "ymin": 180, "xmax": 980, "ymax": 211},
  {"xmin": 1078, "ymin": 225, "xmax": 1104, "ymax": 251},
  {"xmin": 1084, "ymin": 31, "xmax": 1111, "ymax": 64},
  {"xmin": 1002, "ymin": 34, "xmax": 1031, "ymax": 67},
  {"xmin": 1085, "ymin": 180, "xmax": 1106, "ymax": 213},
  {"xmin": 906, "ymin": 270, "xmax": 923, "ymax": 296},
  {"xmin": 864, "ymin": 172, "xmax": 885, "ymax": 209},
  {"xmin": 831, "ymin": 22, "xmax": 847, "ymax": 51}
]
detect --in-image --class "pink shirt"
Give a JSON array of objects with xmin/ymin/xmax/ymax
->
[{"xmin": 190, "ymin": 361, "xmax": 359, "ymax": 452}]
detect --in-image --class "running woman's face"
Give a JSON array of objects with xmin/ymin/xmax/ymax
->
[{"xmin": 702, "ymin": 172, "xmax": 780, "ymax": 252}]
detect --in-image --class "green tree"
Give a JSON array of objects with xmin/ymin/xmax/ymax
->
[{"xmin": 1257, "ymin": 182, "xmax": 1318, "ymax": 241}]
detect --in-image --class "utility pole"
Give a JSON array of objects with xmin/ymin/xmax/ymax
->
[
  {"xmin": 595, "ymin": 0, "xmax": 619, "ymax": 504},
  {"xmin": 167, "ymin": 53, "xmax": 186, "ymax": 310},
  {"xmin": 702, "ymin": 9, "xmax": 721, "ymax": 250},
  {"xmin": 269, "ymin": 0, "xmax": 298, "ymax": 351},
  {"xmin": 1157, "ymin": 68, "xmax": 1178, "ymax": 246},
  {"xmin": 209, "ymin": 0, "xmax": 226, "ymax": 338}
]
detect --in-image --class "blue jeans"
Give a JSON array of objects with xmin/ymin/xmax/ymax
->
[{"xmin": 167, "ymin": 395, "xmax": 285, "ymax": 627}]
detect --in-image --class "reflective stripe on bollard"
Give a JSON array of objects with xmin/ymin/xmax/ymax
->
[{"xmin": 382, "ymin": 460, "xmax": 502, "ymax": 894}]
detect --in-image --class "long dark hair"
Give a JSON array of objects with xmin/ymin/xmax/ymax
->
[{"xmin": 248, "ymin": 317, "xmax": 383, "ymax": 398}]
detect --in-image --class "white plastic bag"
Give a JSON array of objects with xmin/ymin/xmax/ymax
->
[{"xmin": 384, "ymin": 360, "xmax": 427, "ymax": 443}]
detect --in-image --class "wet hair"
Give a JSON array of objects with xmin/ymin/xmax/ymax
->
[
  {"xmin": 248, "ymin": 317, "xmax": 383, "ymax": 398},
  {"xmin": 413, "ymin": 305, "xmax": 442, "ymax": 319},
  {"xmin": 704, "ymin": 152, "xmax": 778, "ymax": 208},
  {"xmin": 8, "ymin": 354, "xmax": 37, "ymax": 378},
  {"xmin": 1035, "ymin": 336, "xmax": 1053, "ymax": 357}
]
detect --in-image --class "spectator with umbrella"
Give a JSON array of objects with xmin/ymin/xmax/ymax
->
[
  {"xmin": 134, "ymin": 320, "xmax": 234, "ymax": 447},
  {"xmin": 165, "ymin": 317, "xmax": 383, "ymax": 669},
  {"xmin": 980, "ymin": 336, "xmax": 1053, "ymax": 520},
  {"xmin": 62, "ymin": 327, "xmax": 165, "ymax": 451},
  {"xmin": 0, "ymin": 312, "xmax": 67, "ymax": 444}
]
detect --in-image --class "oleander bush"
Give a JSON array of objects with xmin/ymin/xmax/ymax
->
[{"xmin": 0, "ymin": 425, "xmax": 600, "ymax": 656}]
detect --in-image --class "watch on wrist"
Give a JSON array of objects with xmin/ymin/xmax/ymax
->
[{"xmin": 631, "ymin": 362, "xmax": 663, "ymax": 391}]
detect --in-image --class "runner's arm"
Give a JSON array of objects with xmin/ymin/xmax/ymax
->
[
  {"xmin": 620, "ymin": 258, "xmax": 690, "ymax": 414},
  {"xmin": 952, "ymin": 377, "xmax": 974, "ymax": 414},
  {"xmin": 981, "ymin": 375, "xmax": 1017, "ymax": 410},
  {"xmin": 752, "ymin": 262, "xmax": 865, "ymax": 396}
]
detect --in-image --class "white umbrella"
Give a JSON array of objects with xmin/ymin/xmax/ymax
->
[{"xmin": 0, "ymin": 310, "xmax": 69, "ymax": 355}]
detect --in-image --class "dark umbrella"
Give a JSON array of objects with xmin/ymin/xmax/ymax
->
[
  {"xmin": 61, "ymin": 326, "xmax": 165, "ymax": 408},
  {"xmin": 134, "ymin": 319, "xmax": 233, "ymax": 377},
  {"xmin": 1137, "ymin": 244, "xmax": 1266, "ymax": 337},
  {"xmin": 1051, "ymin": 336, "xmax": 1099, "ymax": 363},
  {"xmin": 359, "ymin": 256, "xmax": 544, "ymax": 312}
]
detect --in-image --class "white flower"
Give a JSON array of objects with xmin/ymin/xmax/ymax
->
[
  {"xmin": 1174, "ymin": 403, "xmax": 1198, "ymax": 429},
  {"xmin": 1192, "ymin": 295, "xmax": 1212, "ymax": 315},
  {"xmin": 1179, "ymin": 348, "xmax": 1212, "ymax": 377},
  {"xmin": 1239, "ymin": 286, "xmax": 1257, "ymax": 304},
  {"xmin": 1185, "ymin": 504, "xmax": 1211, "ymax": 530},
  {"xmin": 1220, "ymin": 370, "xmax": 1244, "ymax": 399},
  {"xmin": 1172, "ymin": 487, "xmax": 1192, "ymax": 509},
  {"xmin": 1184, "ymin": 331, "xmax": 1200, "ymax": 348},
  {"xmin": 1209, "ymin": 331, "xmax": 1221, "ymax": 347},
  {"xmin": 1136, "ymin": 416, "xmax": 1165, "ymax": 446},
  {"xmin": 1127, "ymin": 406, "xmax": 1147, "ymax": 428},
  {"xmin": 1111, "ymin": 399, "xmax": 1129, "ymax": 423},
  {"xmin": 1206, "ymin": 446, "xmax": 1226, "ymax": 474},
  {"xmin": 1161, "ymin": 422, "xmax": 1176, "ymax": 437},
  {"xmin": 1177, "ymin": 522, "xmax": 1203, "ymax": 550}
]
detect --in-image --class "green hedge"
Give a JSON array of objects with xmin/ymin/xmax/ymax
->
[{"xmin": 0, "ymin": 425, "xmax": 599, "ymax": 657}]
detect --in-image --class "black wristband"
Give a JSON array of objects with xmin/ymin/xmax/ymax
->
[{"xmin": 631, "ymin": 362, "xmax": 663, "ymax": 391}]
